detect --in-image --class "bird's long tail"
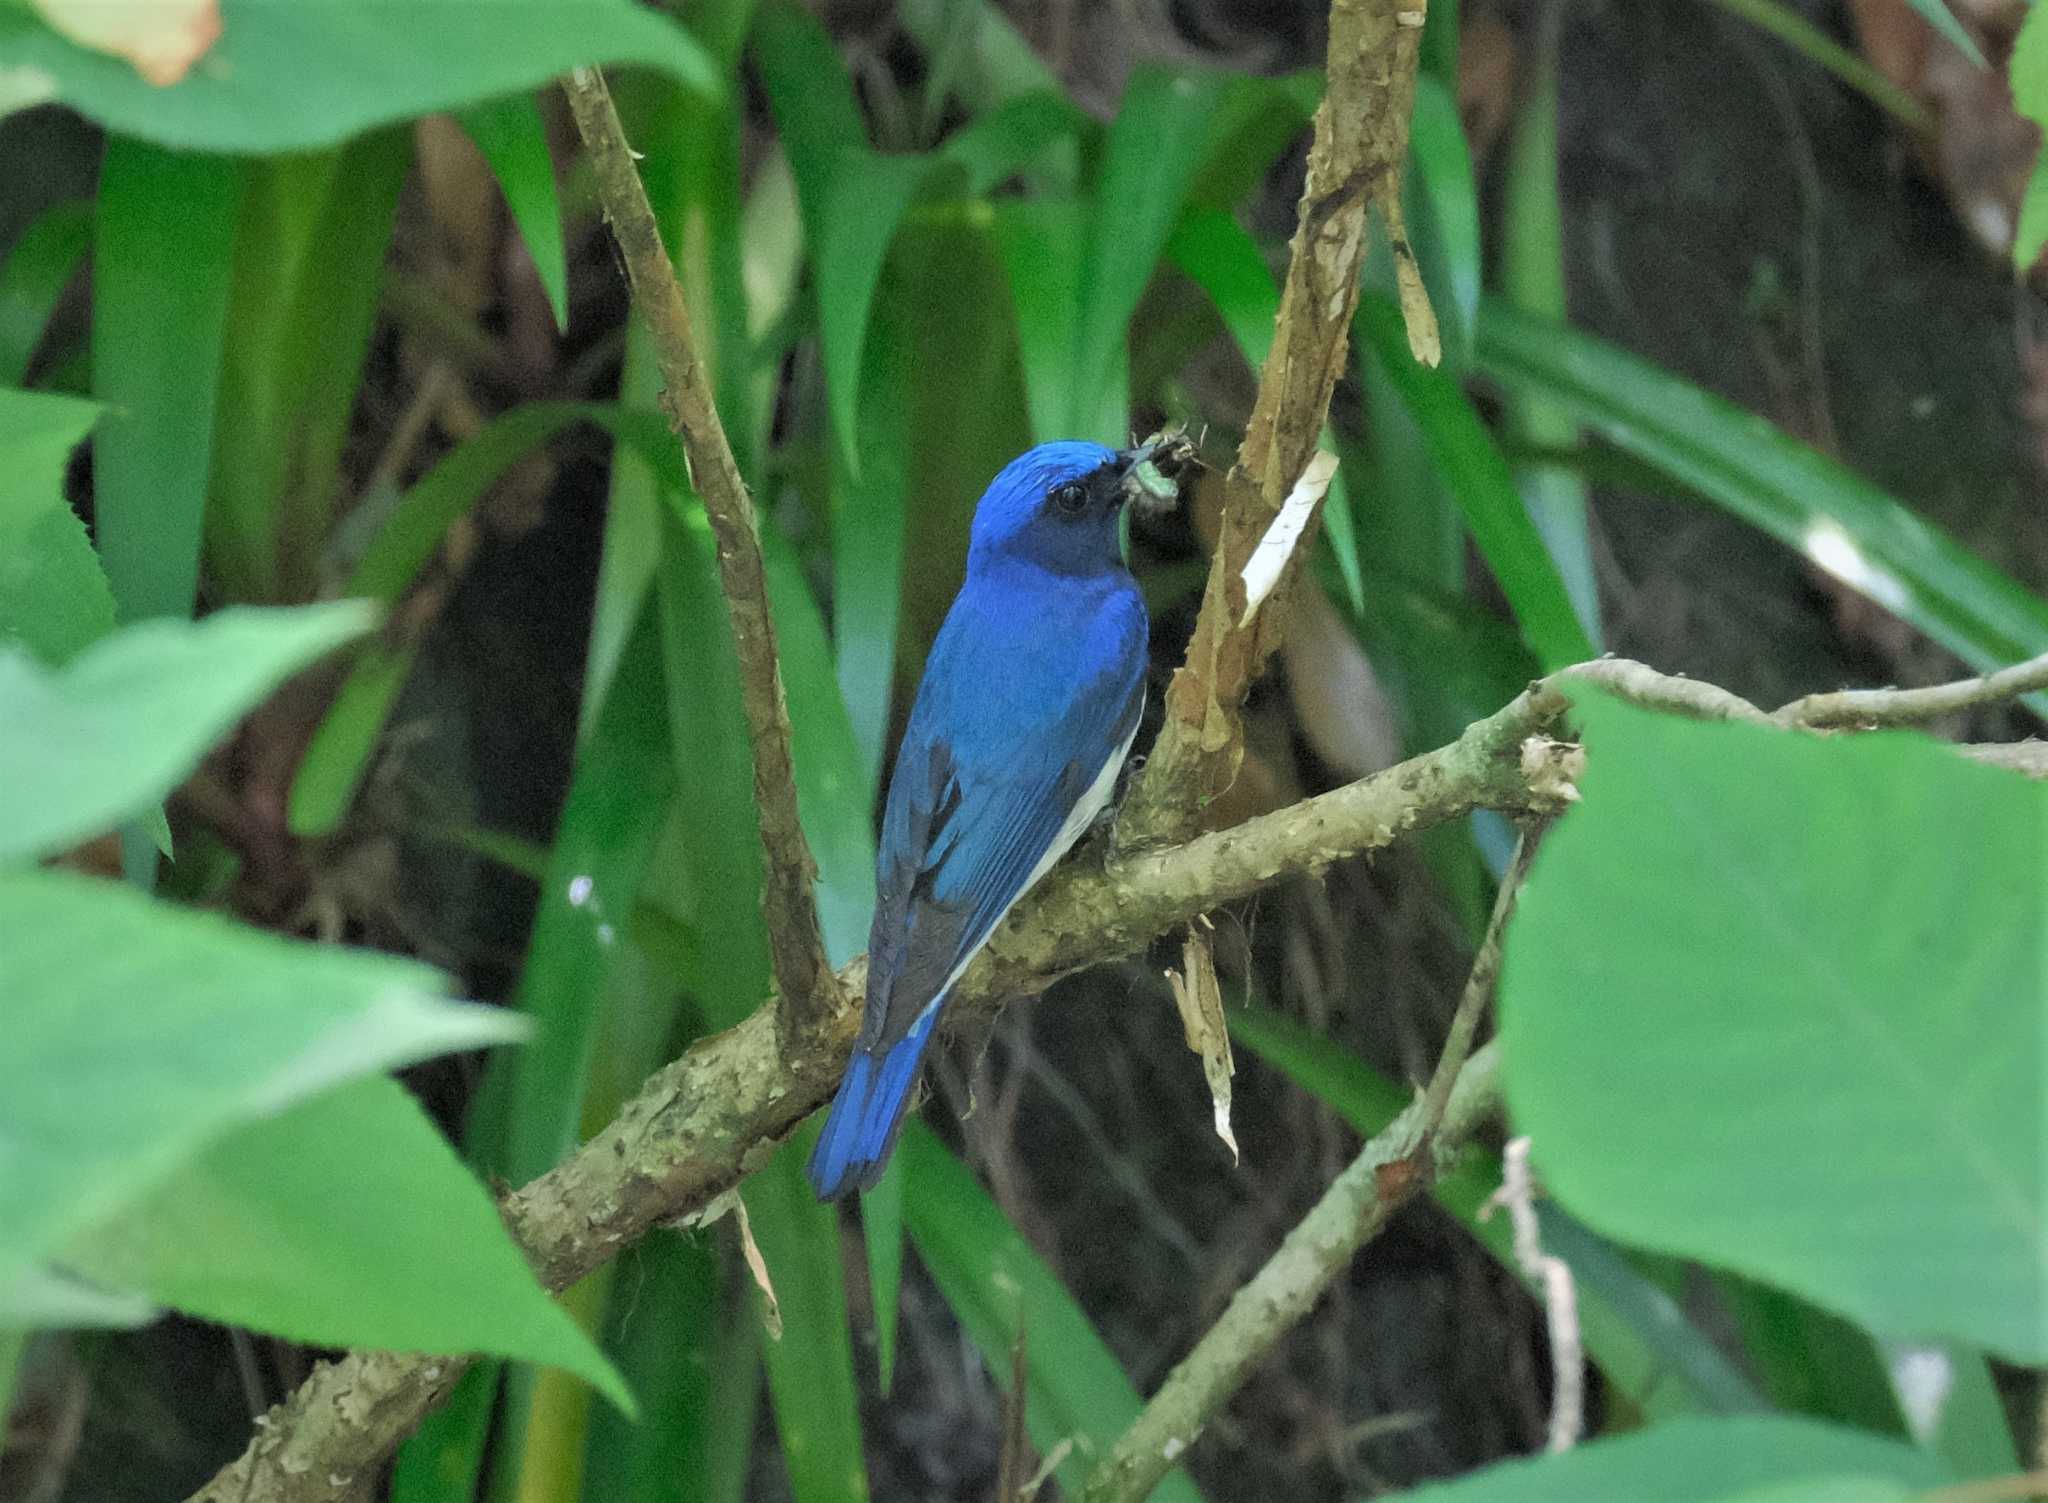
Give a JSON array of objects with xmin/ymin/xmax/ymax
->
[{"xmin": 807, "ymin": 1006, "xmax": 941, "ymax": 1200}]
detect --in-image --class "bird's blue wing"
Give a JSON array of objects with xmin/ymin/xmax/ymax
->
[{"xmin": 858, "ymin": 628, "xmax": 1144, "ymax": 1057}]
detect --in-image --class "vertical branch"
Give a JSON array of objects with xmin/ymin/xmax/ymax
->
[
  {"xmin": 563, "ymin": 67, "xmax": 837, "ymax": 1034},
  {"xmin": 1121, "ymin": 0, "xmax": 1432, "ymax": 847}
]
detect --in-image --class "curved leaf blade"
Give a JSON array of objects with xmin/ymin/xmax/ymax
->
[
  {"xmin": 1, "ymin": 0, "xmax": 718, "ymax": 154},
  {"xmin": 66, "ymin": 1076, "xmax": 631, "ymax": 1411}
]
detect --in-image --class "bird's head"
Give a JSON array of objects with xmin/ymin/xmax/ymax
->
[{"xmin": 967, "ymin": 438, "xmax": 1188, "ymax": 578}]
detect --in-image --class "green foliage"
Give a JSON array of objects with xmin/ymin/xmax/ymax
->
[
  {"xmin": 1393, "ymin": 1414, "xmax": 1953, "ymax": 1501},
  {"xmin": 68, "ymin": 1076, "xmax": 632, "ymax": 1410},
  {"xmin": 1477, "ymin": 302, "xmax": 2048, "ymax": 697},
  {"xmin": 0, "ymin": 604, "xmax": 373, "ymax": 859},
  {"xmin": 0, "ymin": 388, "xmax": 108, "ymax": 663},
  {"xmin": 6, "ymin": 0, "xmax": 2044, "ymax": 1496},
  {"xmin": 0, "ymin": 0, "xmax": 716, "ymax": 153},
  {"xmin": 1503, "ymin": 693, "xmax": 2047, "ymax": 1362},
  {"xmin": 901, "ymin": 1124, "xmax": 1204, "ymax": 1503},
  {"xmin": 0, "ymin": 865, "xmax": 521, "ymax": 1303}
]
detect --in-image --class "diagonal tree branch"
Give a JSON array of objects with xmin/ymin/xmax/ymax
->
[
  {"xmin": 1120, "ymin": 0, "xmax": 1432, "ymax": 848},
  {"xmin": 562, "ymin": 65, "xmax": 837, "ymax": 1037},
  {"xmin": 187, "ymin": 652, "xmax": 2048, "ymax": 1501},
  {"xmin": 1081, "ymin": 822, "xmax": 1538, "ymax": 1503}
]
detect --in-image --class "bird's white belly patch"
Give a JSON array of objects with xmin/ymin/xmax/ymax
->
[{"xmin": 920, "ymin": 712, "xmax": 1142, "ymax": 1026}]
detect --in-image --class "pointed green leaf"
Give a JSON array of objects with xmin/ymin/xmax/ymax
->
[
  {"xmin": 0, "ymin": 866, "xmax": 524, "ymax": 1290},
  {"xmin": 92, "ymin": 140, "xmax": 237, "ymax": 625},
  {"xmin": 462, "ymin": 94, "xmax": 570, "ymax": 332},
  {"xmin": 1070, "ymin": 66, "xmax": 1231, "ymax": 437},
  {"xmin": 0, "ymin": 603, "xmax": 375, "ymax": 861},
  {"xmin": 1396, "ymin": 1415, "xmax": 1950, "ymax": 1501},
  {"xmin": 0, "ymin": 387, "xmax": 109, "ymax": 666},
  {"xmin": 1358, "ymin": 295, "xmax": 1595, "ymax": 669},
  {"xmin": 66, "ymin": 1076, "xmax": 631, "ymax": 1411},
  {"xmin": 1475, "ymin": 302, "xmax": 2048, "ymax": 692},
  {"xmin": 2, "ymin": 0, "xmax": 717, "ymax": 154}
]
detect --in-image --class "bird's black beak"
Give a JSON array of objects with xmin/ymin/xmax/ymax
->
[{"xmin": 1116, "ymin": 431, "xmax": 1197, "ymax": 519}]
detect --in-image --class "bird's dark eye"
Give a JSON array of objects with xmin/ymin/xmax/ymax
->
[{"xmin": 1051, "ymin": 481, "xmax": 1088, "ymax": 516}]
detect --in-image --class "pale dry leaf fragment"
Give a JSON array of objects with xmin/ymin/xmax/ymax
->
[
  {"xmin": 1520, "ymin": 735, "xmax": 1584, "ymax": 807},
  {"xmin": 1166, "ymin": 925, "xmax": 1237, "ymax": 1163},
  {"xmin": 1378, "ymin": 187, "xmax": 1442, "ymax": 368},
  {"xmin": 31, "ymin": 0, "xmax": 221, "ymax": 86},
  {"xmin": 1239, "ymin": 450, "xmax": 1338, "ymax": 628},
  {"xmin": 731, "ymin": 1191, "xmax": 782, "ymax": 1341}
]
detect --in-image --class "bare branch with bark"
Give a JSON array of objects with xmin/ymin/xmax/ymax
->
[{"xmin": 563, "ymin": 65, "xmax": 837, "ymax": 1037}]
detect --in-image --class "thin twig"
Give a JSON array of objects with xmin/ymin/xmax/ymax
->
[
  {"xmin": 562, "ymin": 66, "xmax": 836, "ymax": 1037},
  {"xmin": 1120, "ymin": 0, "xmax": 1432, "ymax": 847},
  {"xmin": 1078, "ymin": 1044, "xmax": 1504, "ymax": 1503},
  {"xmin": 187, "ymin": 652, "xmax": 2048, "ymax": 1500},
  {"xmin": 1080, "ymin": 826, "xmax": 1533, "ymax": 1503},
  {"xmin": 1415, "ymin": 830, "xmax": 1535, "ymax": 1139},
  {"xmin": 1774, "ymin": 649, "xmax": 2048, "ymax": 729},
  {"xmin": 1482, "ymin": 1137, "xmax": 1583, "ymax": 1453}
]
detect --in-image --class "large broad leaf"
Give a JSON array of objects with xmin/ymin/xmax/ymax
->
[
  {"xmin": 65, "ymin": 1076, "xmax": 629, "ymax": 1410},
  {"xmin": 901, "ymin": 1125, "xmax": 1205, "ymax": 1503},
  {"xmin": 0, "ymin": 602, "xmax": 374, "ymax": 861},
  {"xmin": 1502, "ymin": 693, "xmax": 2047, "ymax": 1362},
  {"xmin": 2012, "ymin": 4, "xmax": 2048, "ymax": 269},
  {"xmin": 0, "ymin": 866, "xmax": 524, "ymax": 1295},
  {"xmin": 1474, "ymin": 302, "xmax": 2048, "ymax": 695},
  {"xmin": 0, "ymin": 387, "xmax": 109, "ymax": 666},
  {"xmin": 1395, "ymin": 1415, "xmax": 1952, "ymax": 1502},
  {"xmin": 0, "ymin": 0, "xmax": 717, "ymax": 154}
]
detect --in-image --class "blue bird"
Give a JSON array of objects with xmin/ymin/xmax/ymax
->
[{"xmin": 807, "ymin": 440, "xmax": 1169, "ymax": 1200}]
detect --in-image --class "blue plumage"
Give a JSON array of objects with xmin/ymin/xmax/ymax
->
[{"xmin": 807, "ymin": 440, "xmax": 1162, "ymax": 1199}]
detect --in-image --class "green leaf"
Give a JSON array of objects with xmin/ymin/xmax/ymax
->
[
  {"xmin": 0, "ymin": 199, "xmax": 91, "ymax": 386},
  {"xmin": 995, "ymin": 196, "xmax": 1089, "ymax": 444},
  {"xmin": 1905, "ymin": 0, "xmax": 1986, "ymax": 68},
  {"xmin": 292, "ymin": 400, "xmax": 678, "ymax": 835},
  {"xmin": 744, "ymin": 1137, "xmax": 870, "ymax": 1503},
  {"xmin": 862, "ymin": 1155, "xmax": 907, "ymax": 1395},
  {"xmin": 3, "ymin": 0, "xmax": 718, "ymax": 155},
  {"xmin": 0, "ymin": 602, "xmax": 374, "ymax": 861},
  {"xmin": 0, "ymin": 865, "xmax": 523, "ymax": 1292},
  {"xmin": 1475, "ymin": 302, "xmax": 2048, "ymax": 692},
  {"xmin": 2012, "ymin": 5, "xmax": 2048, "ymax": 269},
  {"xmin": 0, "ymin": 1263, "xmax": 156, "ymax": 1330},
  {"xmin": 582, "ymin": 1235, "xmax": 759, "ymax": 1503},
  {"xmin": 1502, "ymin": 693, "xmax": 2048, "ymax": 1362},
  {"xmin": 1394, "ymin": 1415, "xmax": 1951, "ymax": 1501},
  {"xmin": 902, "ymin": 1124, "xmax": 1204, "ymax": 1503},
  {"xmin": 1703, "ymin": 0, "xmax": 1934, "ymax": 128},
  {"xmin": 0, "ymin": 386, "xmax": 110, "ymax": 666},
  {"xmin": 1357, "ymin": 295, "xmax": 1596, "ymax": 669},
  {"xmin": 1069, "ymin": 66, "xmax": 1231, "ymax": 437},
  {"xmin": 815, "ymin": 151, "xmax": 958, "ymax": 475},
  {"xmin": 208, "ymin": 130, "xmax": 411, "ymax": 603},
  {"xmin": 1497, "ymin": 26, "xmax": 1600, "ymax": 646},
  {"xmin": 941, "ymin": 89, "xmax": 1091, "ymax": 196},
  {"xmin": 1228, "ymin": 1003, "xmax": 1765, "ymax": 1421},
  {"xmin": 462, "ymin": 94, "xmax": 570, "ymax": 332},
  {"xmin": 92, "ymin": 139, "xmax": 238, "ymax": 625},
  {"xmin": 65, "ymin": 1076, "xmax": 630, "ymax": 1411}
]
